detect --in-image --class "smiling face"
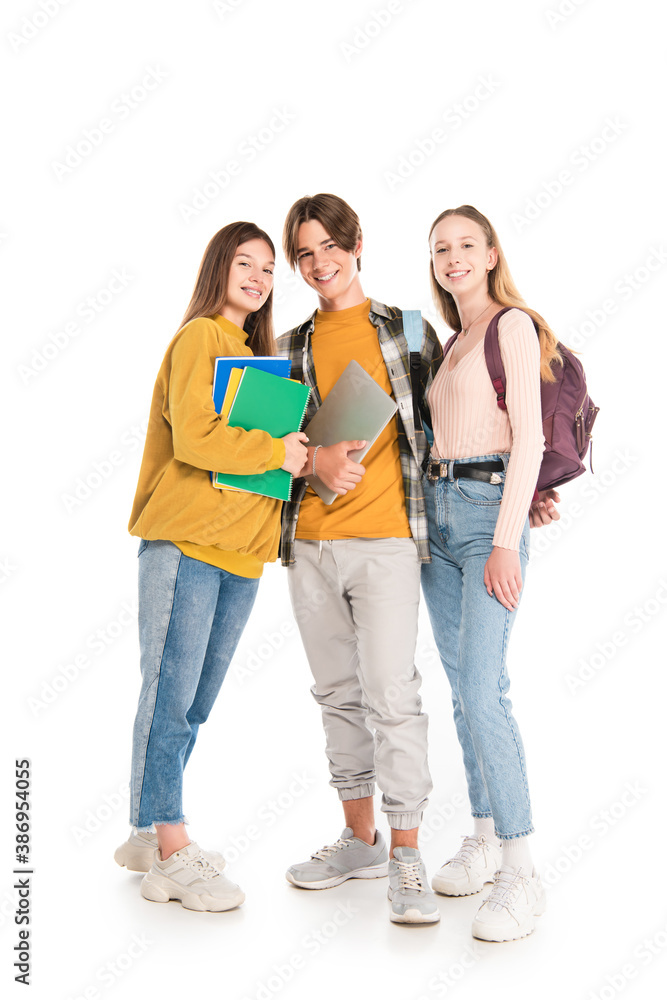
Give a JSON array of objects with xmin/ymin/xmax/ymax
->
[
  {"xmin": 296, "ymin": 219, "xmax": 364, "ymax": 311},
  {"xmin": 430, "ymin": 215, "xmax": 498, "ymax": 301},
  {"xmin": 220, "ymin": 238, "xmax": 275, "ymax": 329}
]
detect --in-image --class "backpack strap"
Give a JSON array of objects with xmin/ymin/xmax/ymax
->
[
  {"xmin": 483, "ymin": 306, "xmax": 541, "ymax": 502},
  {"xmin": 402, "ymin": 310, "xmax": 425, "ymax": 431},
  {"xmin": 402, "ymin": 309, "xmax": 423, "ymax": 355},
  {"xmin": 483, "ymin": 306, "xmax": 516, "ymax": 412},
  {"xmin": 443, "ymin": 332, "xmax": 458, "ymax": 358}
]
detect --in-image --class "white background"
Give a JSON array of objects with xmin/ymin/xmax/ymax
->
[{"xmin": 3, "ymin": 1, "xmax": 665, "ymax": 998}]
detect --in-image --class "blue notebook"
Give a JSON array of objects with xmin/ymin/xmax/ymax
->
[{"xmin": 212, "ymin": 356, "xmax": 291, "ymax": 413}]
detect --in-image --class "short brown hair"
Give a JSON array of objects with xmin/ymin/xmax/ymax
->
[{"xmin": 283, "ymin": 193, "xmax": 362, "ymax": 271}]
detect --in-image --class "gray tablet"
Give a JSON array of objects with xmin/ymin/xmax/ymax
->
[{"xmin": 303, "ymin": 359, "xmax": 398, "ymax": 505}]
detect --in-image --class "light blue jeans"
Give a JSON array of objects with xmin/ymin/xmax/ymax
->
[
  {"xmin": 420, "ymin": 454, "xmax": 533, "ymax": 840},
  {"xmin": 130, "ymin": 540, "xmax": 259, "ymax": 829}
]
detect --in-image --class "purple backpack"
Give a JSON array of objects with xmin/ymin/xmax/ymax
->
[{"xmin": 444, "ymin": 306, "xmax": 599, "ymax": 492}]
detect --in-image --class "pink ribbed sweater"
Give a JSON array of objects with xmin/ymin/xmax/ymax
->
[{"xmin": 427, "ymin": 308, "xmax": 545, "ymax": 550}]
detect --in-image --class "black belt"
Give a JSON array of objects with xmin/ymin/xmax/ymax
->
[{"xmin": 426, "ymin": 459, "xmax": 504, "ymax": 483}]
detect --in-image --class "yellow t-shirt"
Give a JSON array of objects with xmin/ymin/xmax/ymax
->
[{"xmin": 296, "ymin": 299, "xmax": 411, "ymax": 541}]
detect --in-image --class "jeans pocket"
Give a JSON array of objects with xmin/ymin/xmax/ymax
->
[
  {"xmin": 453, "ymin": 477, "xmax": 503, "ymax": 506},
  {"xmin": 137, "ymin": 539, "xmax": 150, "ymax": 557}
]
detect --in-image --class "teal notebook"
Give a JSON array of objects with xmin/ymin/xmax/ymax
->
[{"xmin": 213, "ymin": 366, "xmax": 310, "ymax": 501}]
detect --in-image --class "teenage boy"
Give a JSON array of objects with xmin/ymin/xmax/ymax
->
[{"xmin": 277, "ymin": 193, "xmax": 443, "ymax": 924}]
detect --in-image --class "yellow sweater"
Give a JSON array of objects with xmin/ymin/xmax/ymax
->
[{"xmin": 128, "ymin": 314, "xmax": 286, "ymax": 576}]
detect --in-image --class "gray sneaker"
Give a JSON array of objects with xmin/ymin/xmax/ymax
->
[
  {"xmin": 388, "ymin": 847, "xmax": 441, "ymax": 924},
  {"xmin": 286, "ymin": 827, "xmax": 389, "ymax": 889}
]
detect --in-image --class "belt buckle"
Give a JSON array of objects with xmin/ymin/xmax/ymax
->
[
  {"xmin": 428, "ymin": 460, "xmax": 447, "ymax": 481},
  {"xmin": 489, "ymin": 472, "xmax": 502, "ymax": 484}
]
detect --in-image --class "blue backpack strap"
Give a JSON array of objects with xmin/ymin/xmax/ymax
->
[
  {"xmin": 402, "ymin": 311, "xmax": 423, "ymax": 425},
  {"xmin": 401, "ymin": 310, "xmax": 434, "ymax": 449},
  {"xmin": 402, "ymin": 310, "xmax": 423, "ymax": 354}
]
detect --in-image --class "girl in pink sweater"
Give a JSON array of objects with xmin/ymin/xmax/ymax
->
[{"xmin": 421, "ymin": 205, "xmax": 560, "ymax": 942}]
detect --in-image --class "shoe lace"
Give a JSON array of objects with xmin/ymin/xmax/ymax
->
[
  {"xmin": 311, "ymin": 837, "xmax": 355, "ymax": 861},
  {"xmin": 184, "ymin": 853, "xmax": 221, "ymax": 880},
  {"xmin": 393, "ymin": 858, "xmax": 424, "ymax": 892},
  {"xmin": 484, "ymin": 867, "xmax": 528, "ymax": 912},
  {"xmin": 447, "ymin": 835, "xmax": 484, "ymax": 869}
]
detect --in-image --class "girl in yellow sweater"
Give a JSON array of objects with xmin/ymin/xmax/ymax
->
[{"xmin": 114, "ymin": 222, "xmax": 307, "ymax": 911}]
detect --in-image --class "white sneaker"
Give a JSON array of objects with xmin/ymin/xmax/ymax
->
[
  {"xmin": 472, "ymin": 865, "xmax": 546, "ymax": 941},
  {"xmin": 387, "ymin": 847, "xmax": 440, "ymax": 924},
  {"xmin": 115, "ymin": 829, "xmax": 225, "ymax": 873},
  {"xmin": 140, "ymin": 842, "xmax": 243, "ymax": 911},
  {"xmin": 432, "ymin": 835, "xmax": 501, "ymax": 896}
]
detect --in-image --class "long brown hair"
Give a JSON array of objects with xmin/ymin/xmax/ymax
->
[
  {"xmin": 180, "ymin": 221, "xmax": 276, "ymax": 356},
  {"xmin": 283, "ymin": 193, "xmax": 363, "ymax": 271},
  {"xmin": 429, "ymin": 205, "xmax": 562, "ymax": 382}
]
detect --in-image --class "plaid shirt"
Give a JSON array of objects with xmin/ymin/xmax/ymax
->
[{"xmin": 276, "ymin": 299, "xmax": 443, "ymax": 566}]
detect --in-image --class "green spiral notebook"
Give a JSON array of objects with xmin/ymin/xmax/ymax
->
[{"xmin": 212, "ymin": 366, "xmax": 311, "ymax": 501}]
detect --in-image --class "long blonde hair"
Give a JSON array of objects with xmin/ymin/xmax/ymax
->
[
  {"xmin": 181, "ymin": 221, "xmax": 276, "ymax": 357},
  {"xmin": 429, "ymin": 205, "xmax": 562, "ymax": 381}
]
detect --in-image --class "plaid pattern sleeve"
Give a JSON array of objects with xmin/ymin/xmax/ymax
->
[{"xmin": 276, "ymin": 301, "xmax": 443, "ymax": 566}]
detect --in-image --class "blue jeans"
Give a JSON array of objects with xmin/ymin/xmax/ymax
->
[
  {"xmin": 420, "ymin": 454, "xmax": 533, "ymax": 840},
  {"xmin": 130, "ymin": 540, "xmax": 259, "ymax": 829}
]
